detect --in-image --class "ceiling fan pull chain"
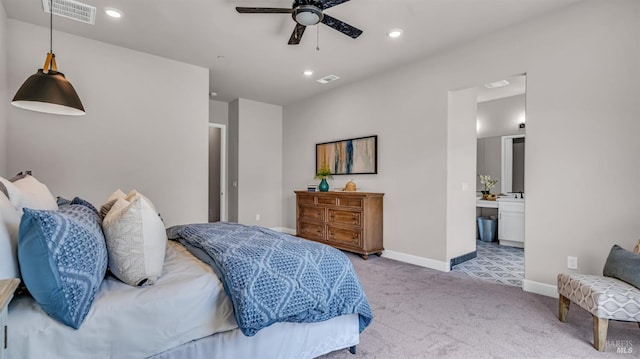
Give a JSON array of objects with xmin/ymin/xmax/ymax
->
[{"xmin": 316, "ymin": 25, "xmax": 320, "ymax": 51}]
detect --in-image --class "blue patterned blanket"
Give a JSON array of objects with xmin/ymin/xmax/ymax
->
[{"xmin": 166, "ymin": 222, "xmax": 372, "ymax": 337}]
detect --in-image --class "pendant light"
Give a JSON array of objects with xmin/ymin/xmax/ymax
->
[{"xmin": 11, "ymin": 0, "xmax": 85, "ymax": 116}]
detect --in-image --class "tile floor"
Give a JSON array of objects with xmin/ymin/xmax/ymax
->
[{"xmin": 451, "ymin": 240, "xmax": 524, "ymax": 287}]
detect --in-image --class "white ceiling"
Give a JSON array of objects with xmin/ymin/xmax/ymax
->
[{"xmin": 1, "ymin": 0, "xmax": 583, "ymax": 106}]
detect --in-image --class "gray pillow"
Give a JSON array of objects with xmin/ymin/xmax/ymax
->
[
  {"xmin": 9, "ymin": 170, "xmax": 31, "ymax": 182},
  {"xmin": 0, "ymin": 182, "xmax": 7, "ymax": 199},
  {"xmin": 603, "ymin": 244, "xmax": 640, "ymax": 289}
]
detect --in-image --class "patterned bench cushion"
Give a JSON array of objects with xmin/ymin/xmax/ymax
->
[{"xmin": 558, "ymin": 273, "xmax": 640, "ymax": 322}]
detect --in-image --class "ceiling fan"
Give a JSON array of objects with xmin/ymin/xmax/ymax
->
[{"xmin": 236, "ymin": 0, "xmax": 363, "ymax": 45}]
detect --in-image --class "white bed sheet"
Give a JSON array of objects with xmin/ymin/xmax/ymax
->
[{"xmin": 8, "ymin": 241, "xmax": 237, "ymax": 359}]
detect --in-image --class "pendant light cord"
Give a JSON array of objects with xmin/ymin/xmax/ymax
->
[
  {"xmin": 50, "ymin": 0, "xmax": 53, "ymax": 54},
  {"xmin": 44, "ymin": 0, "xmax": 57, "ymax": 73}
]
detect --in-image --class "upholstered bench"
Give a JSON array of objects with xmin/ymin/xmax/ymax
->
[{"xmin": 557, "ymin": 273, "xmax": 640, "ymax": 351}]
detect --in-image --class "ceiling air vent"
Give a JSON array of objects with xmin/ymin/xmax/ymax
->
[
  {"xmin": 42, "ymin": 0, "xmax": 96, "ymax": 25},
  {"xmin": 316, "ymin": 75, "xmax": 340, "ymax": 84}
]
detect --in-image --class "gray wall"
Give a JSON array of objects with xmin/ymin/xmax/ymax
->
[
  {"xmin": 227, "ymin": 99, "xmax": 283, "ymax": 228},
  {"xmin": 282, "ymin": 0, "xmax": 640, "ymax": 293},
  {"xmin": 228, "ymin": 100, "xmax": 239, "ymax": 222},
  {"xmin": 0, "ymin": 2, "xmax": 7, "ymax": 176},
  {"xmin": 477, "ymin": 94, "xmax": 526, "ymax": 139},
  {"xmin": 476, "ymin": 136, "xmax": 502, "ymax": 192},
  {"xmin": 6, "ymin": 20, "xmax": 209, "ymax": 227},
  {"xmin": 476, "ymin": 94, "xmax": 526, "ymax": 192},
  {"xmin": 210, "ymin": 99, "xmax": 228, "ymax": 126},
  {"xmin": 236, "ymin": 99, "xmax": 282, "ymax": 227}
]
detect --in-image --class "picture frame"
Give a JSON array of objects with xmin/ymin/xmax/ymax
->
[{"xmin": 316, "ymin": 135, "xmax": 377, "ymax": 175}]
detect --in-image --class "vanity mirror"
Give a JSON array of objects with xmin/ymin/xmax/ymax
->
[{"xmin": 501, "ymin": 134, "xmax": 525, "ymax": 194}]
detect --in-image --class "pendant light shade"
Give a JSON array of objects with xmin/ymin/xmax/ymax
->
[
  {"xmin": 11, "ymin": 0, "xmax": 85, "ymax": 116},
  {"xmin": 12, "ymin": 66, "xmax": 85, "ymax": 116}
]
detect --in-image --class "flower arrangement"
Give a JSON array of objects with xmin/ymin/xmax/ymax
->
[
  {"xmin": 478, "ymin": 174, "xmax": 498, "ymax": 194},
  {"xmin": 315, "ymin": 164, "xmax": 333, "ymax": 180}
]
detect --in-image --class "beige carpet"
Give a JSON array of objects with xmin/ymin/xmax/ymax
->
[{"xmin": 320, "ymin": 253, "xmax": 638, "ymax": 359}]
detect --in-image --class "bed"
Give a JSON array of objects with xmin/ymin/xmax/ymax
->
[
  {"xmin": 9, "ymin": 241, "xmax": 362, "ymax": 359},
  {"xmin": 1, "ymin": 176, "xmax": 371, "ymax": 359}
]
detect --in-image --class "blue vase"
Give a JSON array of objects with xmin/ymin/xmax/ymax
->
[{"xmin": 318, "ymin": 178, "xmax": 329, "ymax": 192}]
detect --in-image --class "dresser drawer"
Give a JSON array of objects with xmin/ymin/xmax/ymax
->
[
  {"xmin": 298, "ymin": 222, "xmax": 325, "ymax": 241},
  {"xmin": 338, "ymin": 197, "xmax": 363, "ymax": 208},
  {"xmin": 328, "ymin": 209, "xmax": 361, "ymax": 226},
  {"xmin": 327, "ymin": 226, "xmax": 362, "ymax": 248},
  {"xmin": 297, "ymin": 195, "xmax": 315, "ymax": 205},
  {"xmin": 316, "ymin": 197, "xmax": 337, "ymax": 206},
  {"xmin": 299, "ymin": 205, "xmax": 324, "ymax": 222}
]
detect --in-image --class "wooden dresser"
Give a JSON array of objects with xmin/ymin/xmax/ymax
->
[{"xmin": 295, "ymin": 191, "xmax": 384, "ymax": 259}]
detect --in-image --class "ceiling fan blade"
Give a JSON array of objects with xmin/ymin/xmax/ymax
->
[
  {"xmin": 321, "ymin": 0, "xmax": 351, "ymax": 10},
  {"xmin": 235, "ymin": 7, "xmax": 292, "ymax": 14},
  {"xmin": 320, "ymin": 14, "xmax": 362, "ymax": 39},
  {"xmin": 288, "ymin": 24, "xmax": 306, "ymax": 45}
]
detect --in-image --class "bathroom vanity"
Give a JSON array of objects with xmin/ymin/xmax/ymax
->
[
  {"xmin": 497, "ymin": 197, "xmax": 524, "ymax": 248},
  {"xmin": 476, "ymin": 196, "xmax": 524, "ymax": 248}
]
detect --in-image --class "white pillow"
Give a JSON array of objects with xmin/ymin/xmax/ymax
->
[
  {"xmin": 102, "ymin": 193, "xmax": 167, "ymax": 286},
  {"xmin": 1, "ymin": 175, "xmax": 58, "ymax": 211},
  {"xmin": 99, "ymin": 189, "xmax": 127, "ymax": 219},
  {"xmin": 0, "ymin": 177, "xmax": 23, "ymax": 208},
  {"xmin": 0, "ymin": 192, "xmax": 22, "ymax": 279},
  {"xmin": 126, "ymin": 189, "xmax": 159, "ymax": 212}
]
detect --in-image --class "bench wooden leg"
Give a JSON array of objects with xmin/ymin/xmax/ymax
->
[
  {"xmin": 558, "ymin": 294, "xmax": 570, "ymax": 322},
  {"xmin": 593, "ymin": 316, "xmax": 608, "ymax": 352}
]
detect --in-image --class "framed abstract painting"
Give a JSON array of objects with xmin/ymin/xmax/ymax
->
[{"xmin": 316, "ymin": 135, "xmax": 377, "ymax": 175}]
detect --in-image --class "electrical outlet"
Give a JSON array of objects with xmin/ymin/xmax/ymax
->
[
  {"xmin": 256, "ymin": 214, "xmax": 260, "ymax": 221},
  {"xmin": 567, "ymin": 256, "xmax": 578, "ymax": 270}
]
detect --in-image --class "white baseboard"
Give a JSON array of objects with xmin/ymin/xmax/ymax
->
[
  {"xmin": 382, "ymin": 250, "xmax": 451, "ymax": 272},
  {"xmin": 266, "ymin": 228, "xmax": 559, "ymax": 297},
  {"xmin": 272, "ymin": 229, "xmax": 450, "ymax": 272},
  {"xmin": 522, "ymin": 279, "xmax": 558, "ymax": 298}
]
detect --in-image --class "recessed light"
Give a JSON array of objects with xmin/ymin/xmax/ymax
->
[
  {"xmin": 104, "ymin": 7, "xmax": 123, "ymax": 18},
  {"xmin": 484, "ymin": 80, "xmax": 510, "ymax": 89},
  {"xmin": 303, "ymin": 70, "xmax": 314, "ymax": 76},
  {"xmin": 210, "ymin": 92, "xmax": 218, "ymax": 97},
  {"xmin": 387, "ymin": 28, "xmax": 403, "ymax": 38}
]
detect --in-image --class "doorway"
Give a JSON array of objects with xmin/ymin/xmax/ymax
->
[
  {"xmin": 209, "ymin": 123, "xmax": 227, "ymax": 222},
  {"xmin": 452, "ymin": 74, "xmax": 526, "ymax": 287}
]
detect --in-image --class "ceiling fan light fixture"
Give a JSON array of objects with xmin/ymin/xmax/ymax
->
[{"xmin": 293, "ymin": 5, "xmax": 323, "ymax": 26}]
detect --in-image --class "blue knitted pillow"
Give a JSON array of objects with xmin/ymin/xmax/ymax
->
[
  {"xmin": 57, "ymin": 196, "xmax": 100, "ymax": 216},
  {"xmin": 18, "ymin": 204, "xmax": 108, "ymax": 329}
]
